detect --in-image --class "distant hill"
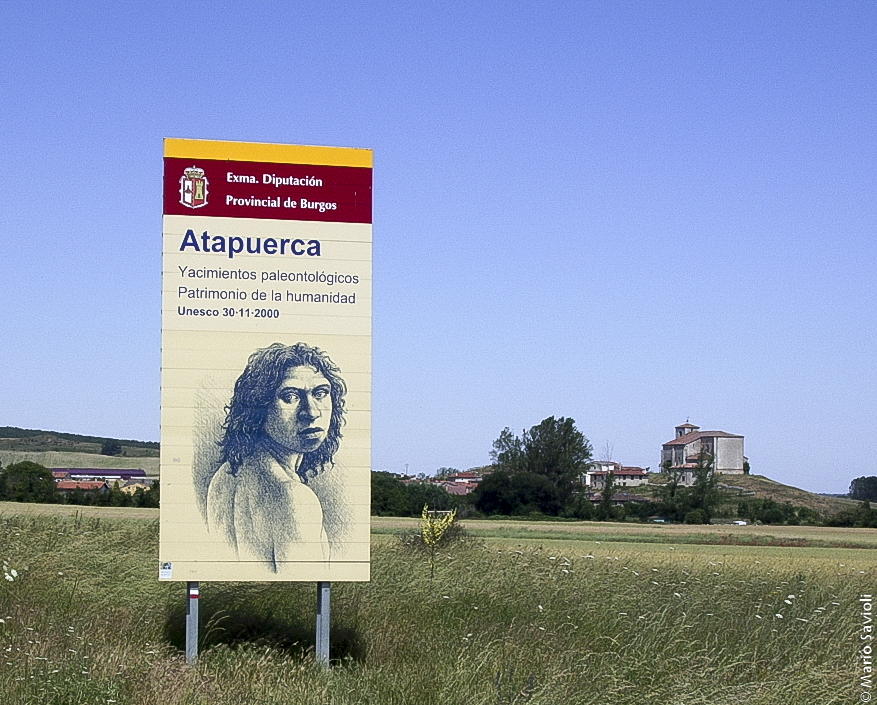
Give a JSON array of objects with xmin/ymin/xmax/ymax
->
[{"xmin": 0, "ymin": 427, "xmax": 158, "ymax": 457}]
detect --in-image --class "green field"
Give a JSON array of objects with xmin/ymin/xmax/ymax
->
[{"xmin": 1, "ymin": 504, "xmax": 874, "ymax": 704}]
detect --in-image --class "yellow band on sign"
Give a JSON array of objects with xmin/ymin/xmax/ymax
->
[{"xmin": 164, "ymin": 138, "xmax": 373, "ymax": 168}]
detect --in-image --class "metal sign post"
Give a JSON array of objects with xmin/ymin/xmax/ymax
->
[
  {"xmin": 315, "ymin": 582, "xmax": 331, "ymax": 667},
  {"xmin": 186, "ymin": 582, "xmax": 199, "ymax": 665}
]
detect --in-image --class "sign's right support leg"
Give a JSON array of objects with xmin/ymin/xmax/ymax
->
[{"xmin": 186, "ymin": 581, "xmax": 199, "ymax": 665}]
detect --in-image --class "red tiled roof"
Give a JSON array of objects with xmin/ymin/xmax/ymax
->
[
  {"xmin": 663, "ymin": 430, "xmax": 742, "ymax": 446},
  {"xmin": 56, "ymin": 481, "xmax": 108, "ymax": 491},
  {"xmin": 590, "ymin": 469, "xmax": 647, "ymax": 476}
]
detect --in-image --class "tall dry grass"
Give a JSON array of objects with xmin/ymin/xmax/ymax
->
[{"xmin": 0, "ymin": 512, "xmax": 872, "ymax": 704}]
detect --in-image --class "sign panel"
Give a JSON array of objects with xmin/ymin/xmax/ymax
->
[{"xmin": 159, "ymin": 139, "xmax": 372, "ymax": 581}]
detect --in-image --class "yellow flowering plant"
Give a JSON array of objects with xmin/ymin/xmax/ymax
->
[{"xmin": 421, "ymin": 504, "xmax": 457, "ymax": 577}]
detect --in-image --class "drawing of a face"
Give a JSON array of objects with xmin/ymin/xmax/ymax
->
[{"xmin": 265, "ymin": 365, "xmax": 333, "ymax": 454}]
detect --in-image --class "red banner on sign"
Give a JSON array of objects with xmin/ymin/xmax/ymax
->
[{"xmin": 163, "ymin": 157, "xmax": 372, "ymax": 223}]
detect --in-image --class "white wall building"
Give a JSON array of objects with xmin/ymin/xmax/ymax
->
[{"xmin": 660, "ymin": 423, "xmax": 746, "ymax": 479}]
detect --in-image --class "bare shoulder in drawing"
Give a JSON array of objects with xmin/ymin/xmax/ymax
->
[{"xmin": 201, "ymin": 342, "xmax": 347, "ymax": 572}]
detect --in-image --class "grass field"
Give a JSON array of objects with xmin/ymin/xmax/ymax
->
[
  {"xmin": 0, "ymin": 451, "xmax": 160, "ymax": 476},
  {"xmin": 1, "ymin": 504, "xmax": 874, "ymax": 704},
  {"xmin": 374, "ymin": 515, "xmax": 877, "ymax": 548}
]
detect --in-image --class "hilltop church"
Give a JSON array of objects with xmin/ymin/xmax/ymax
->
[{"xmin": 661, "ymin": 422, "xmax": 746, "ymax": 485}]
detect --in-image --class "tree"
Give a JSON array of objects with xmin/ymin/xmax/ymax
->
[
  {"xmin": 370, "ymin": 472, "xmax": 457, "ymax": 517},
  {"xmin": 109, "ymin": 481, "xmax": 131, "ymax": 507},
  {"xmin": 434, "ymin": 467, "xmax": 458, "ymax": 480},
  {"xmin": 656, "ymin": 459, "xmax": 687, "ymax": 521},
  {"xmin": 142, "ymin": 481, "xmax": 160, "ymax": 508},
  {"xmin": 595, "ymin": 470, "xmax": 616, "ymax": 521},
  {"xmin": 371, "ymin": 472, "xmax": 411, "ymax": 516},
  {"xmin": 490, "ymin": 427, "xmax": 523, "ymax": 471},
  {"xmin": 472, "ymin": 470, "xmax": 562, "ymax": 516},
  {"xmin": 489, "ymin": 417, "xmax": 593, "ymax": 511},
  {"xmin": 101, "ymin": 440, "xmax": 122, "ymax": 456},
  {"xmin": 688, "ymin": 451, "xmax": 722, "ymax": 523},
  {"xmin": 0, "ymin": 461, "xmax": 57, "ymax": 503},
  {"xmin": 849, "ymin": 476, "xmax": 877, "ymax": 502}
]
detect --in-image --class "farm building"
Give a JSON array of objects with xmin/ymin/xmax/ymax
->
[{"xmin": 51, "ymin": 468, "xmax": 147, "ymax": 483}]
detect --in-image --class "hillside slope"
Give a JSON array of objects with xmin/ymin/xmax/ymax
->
[
  {"xmin": 0, "ymin": 450, "xmax": 160, "ymax": 477},
  {"xmin": 716, "ymin": 474, "xmax": 859, "ymax": 516},
  {"xmin": 0, "ymin": 427, "xmax": 158, "ymax": 456},
  {"xmin": 647, "ymin": 472, "xmax": 858, "ymax": 516}
]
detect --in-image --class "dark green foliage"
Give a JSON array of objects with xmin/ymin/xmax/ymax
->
[
  {"xmin": 370, "ymin": 471, "xmax": 458, "ymax": 516},
  {"xmin": 655, "ymin": 452, "xmax": 723, "ymax": 523},
  {"xmin": 824, "ymin": 501, "xmax": 877, "ymax": 528},
  {"xmin": 0, "ymin": 461, "xmax": 57, "ymax": 503},
  {"xmin": 101, "ymin": 439, "xmax": 123, "ymax": 456},
  {"xmin": 736, "ymin": 498, "xmax": 818, "ymax": 525},
  {"xmin": 685, "ymin": 509, "xmax": 707, "ymax": 524},
  {"xmin": 849, "ymin": 476, "xmax": 877, "ymax": 502},
  {"xmin": 481, "ymin": 417, "xmax": 593, "ymax": 516},
  {"xmin": 592, "ymin": 471, "xmax": 618, "ymax": 521},
  {"xmin": 688, "ymin": 452, "xmax": 722, "ymax": 523},
  {"xmin": 491, "ymin": 417, "xmax": 592, "ymax": 505},
  {"xmin": 141, "ymin": 480, "xmax": 160, "ymax": 508},
  {"xmin": 472, "ymin": 470, "xmax": 562, "ymax": 516},
  {"xmin": 561, "ymin": 493, "xmax": 595, "ymax": 520},
  {"xmin": 371, "ymin": 472, "xmax": 410, "ymax": 515}
]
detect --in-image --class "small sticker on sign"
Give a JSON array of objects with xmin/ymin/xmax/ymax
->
[{"xmin": 160, "ymin": 562, "xmax": 173, "ymax": 579}]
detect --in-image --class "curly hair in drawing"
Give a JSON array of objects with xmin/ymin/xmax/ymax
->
[{"xmin": 217, "ymin": 342, "xmax": 346, "ymax": 481}]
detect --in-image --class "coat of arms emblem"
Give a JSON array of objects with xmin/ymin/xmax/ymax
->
[{"xmin": 179, "ymin": 166, "xmax": 209, "ymax": 208}]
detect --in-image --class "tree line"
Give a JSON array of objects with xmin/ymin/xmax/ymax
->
[
  {"xmin": 6, "ymin": 420, "xmax": 877, "ymax": 526},
  {"xmin": 375, "ymin": 416, "xmax": 877, "ymax": 527},
  {"xmin": 0, "ymin": 461, "xmax": 159, "ymax": 508}
]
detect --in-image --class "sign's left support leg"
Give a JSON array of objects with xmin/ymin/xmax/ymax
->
[{"xmin": 315, "ymin": 581, "xmax": 331, "ymax": 668}]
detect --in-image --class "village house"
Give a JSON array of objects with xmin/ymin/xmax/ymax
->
[
  {"xmin": 119, "ymin": 480, "xmax": 154, "ymax": 496},
  {"xmin": 56, "ymin": 480, "xmax": 110, "ymax": 495},
  {"xmin": 586, "ymin": 462, "xmax": 649, "ymax": 490},
  {"xmin": 660, "ymin": 422, "xmax": 746, "ymax": 485}
]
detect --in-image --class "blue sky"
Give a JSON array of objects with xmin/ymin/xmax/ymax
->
[{"xmin": 1, "ymin": 1, "xmax": 874, "ymax": 493}]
